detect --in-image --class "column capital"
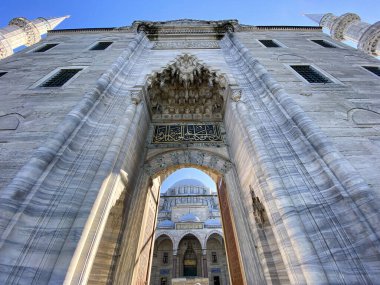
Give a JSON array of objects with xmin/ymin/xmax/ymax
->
[
  {"xmin": 330, "ymin": 13, "xmax": 360, "ymax": 40},
  {"xmin": 0, "ymin": 35, "xmax": 13, "ymax": 59},
  {"xmin": 9, "ymin": 17, "xmax": 41, "ymax": 46},
  {"xmin": 358, "ymin": 21, "xmax": 380, "ymax": 56}
]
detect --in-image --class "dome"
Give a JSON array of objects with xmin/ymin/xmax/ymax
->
[
  {"xmin": 157, "ymin": 219, "xmax": 175, "ymax": 229},
  {"xmin": 171, "ymin": 179, "xmax": 206, "ymax": 188},
  {"xmin": 179, "ymin": 213, "xmax": 201, "ymax": 223},
  {"xmin": 204, "ymin": 218, "xmax": 221, "ymax": 228}
]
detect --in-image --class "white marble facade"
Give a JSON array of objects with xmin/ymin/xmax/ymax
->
[{"xmin": 0, "ymin": 14, "xmax": 379, "ymax": 285}]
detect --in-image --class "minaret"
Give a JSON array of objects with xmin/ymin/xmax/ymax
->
[
  {"xmin": 305, "ymin": 13, "xmax": 380, "ymax": 56},
  {"xmin": 0, "ymin": 16, "xmax": 69, "ymax": 60}
]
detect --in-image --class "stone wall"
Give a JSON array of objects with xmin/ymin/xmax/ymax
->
[
  {"xmin": 0, "ymin": 31, "xmax": 135, "ymax": 189},
  {"xmin": 235, "ymin": 30, "xmax": 380, "ymax": 196}
]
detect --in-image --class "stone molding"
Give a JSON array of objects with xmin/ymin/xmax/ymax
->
[
  {"xmin": 37, "ymin": 17, "xmax": 52, "ymax": 31},
  {"xmin": 146, "ymin": 53, "xmax": 227, "ymax": 122},
  {"xmin": 320, "ymin": 13, "xmax": 335, "ymax": 27},
  {"xmin": 221, "ymin": 31, "xmax": 380, "ymax": 284},
  {"xmin": 0, "ymin": 32, "xmax": 150, "ymax": 285},
  {"xmin": 144, "ymin": 149, "xmax": 232, "ymax": 177},
  {"xmin": 48, "ymin": 20, "xmax": 322, "ymax": 35},
  {"xmin": 330, "ymin": 13, "xmax": 361, "ymax": 41},
  {"xmin": 152, "ymin": 40, "xmax": 220, "ymax": 49},
  {"xmin": 358, "ymin": 21, "xmax": 380, "ymax": 56},
  {"xmin": 230, "ymin": 88, "xmax": 242, "ymax": 102},
  {"xmin": 9, "ymin": 17, "xmax": 41, "ymax": 46},
  {"xmin": 0, "ymin": 34, "xmax": 13, "ymax": 59}
]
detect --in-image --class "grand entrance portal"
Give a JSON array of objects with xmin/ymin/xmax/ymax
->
[
  {"xmin": 4, "ymin": 21, "xmax": 379, "ymax": 285},
  {"xmin": 64, "ymin": 36, "xmax": 380, "ymax": 284}
]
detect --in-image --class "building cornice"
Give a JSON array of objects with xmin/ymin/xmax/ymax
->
[{"xmin": 48, "ymin": 20, "xmax": 322, "ymax": 35}]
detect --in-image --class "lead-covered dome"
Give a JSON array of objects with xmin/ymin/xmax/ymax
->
[
  {"xmin": 157, "ymin": 219, "xmax": 175, "ymax": 229},
  {"xmin": 171, "ymin": 179, "xmax": 206, "ymax": 188},
  {"xmin": 205, "ymin": 218, "xmax": 222, "ymax": 228},
  {"xmin": 179, "ymin": 213, "xmax": 201, "ymax": 223},
  {"xmin": 166, "ymin": 178, "xmax": 211, "ymax": 196}
]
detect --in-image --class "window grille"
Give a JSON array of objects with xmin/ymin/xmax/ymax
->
[
  {"xmin": 41, "ymin": 69, "xmax": 82, "ymax": 87},
  {"xmin": 34, "ymin": 43, "xmax": 58, "ymax": 52},
  {"xmin": 212, "ymin": 252, "xmax": 218, "ymax": 263},
  {"xmin": 311, "ymin": 40, "xmax": 336, "ymax": 48},
  {"xmin": 90, "ymin": 41, "xmax": 113, "ymax": 50},
  {"xmin": 0, "ymin": 72, "xmax": 7, "ymax": 78},
  {"xmin": 163, "ymin": 252, "xmax": 168, "ymax": 264},
  {"xmin": 259, "ymin": 40, "xmax": 280, "ymax": 47},
  {"xmin": 363, "ymin": 66, "xmax": 380, "ymax": 77},
  {"xmin": 290, "ymin": 65, "xmax": 331, "ymax": 83}
]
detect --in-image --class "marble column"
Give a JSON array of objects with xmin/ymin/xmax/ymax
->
[
  {"xmin": 305, "ymin": 12, "xmax": 380, "ymax": 56},
  {"xmin": 172, "ymin": 255, "xmax": 178, "ymax": 278},
  {"xmin": 0, "ymin": 16, "xmax": 69, "ymax": 59},
  {"xmin": 202, "ymin": 251, "xmax": 208, "ymax": 278}
]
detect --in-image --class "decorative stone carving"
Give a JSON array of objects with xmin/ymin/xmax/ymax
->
[
  {"xmin": 349, "ymin": 108, "xmax": 380, "ymax": 125},
  {"xmin": 144, "ymin": 149, "xmax": 231, "ymax": 176},
  {"xmin": 147, "ymin": 54, "xmax": 226, "ymax": 121},
  {"xmin": 130, "ymin": 89, "xmax": 142, "ymax": 105},
  {"xmin": 307, "ymin": 12, "xmax": 379, "ymax": 56},
  {"xmin": 330, "ymin": 13, "xmax": 361, "ymax": 41},
  {"xmin": 153, "ymin": 40, "xmax": 220, "ymax": 50},
  {"xmin": 230, "ymin": 88, "xmax": 242, "ymax": 102},
  {"xmin": 37, "ymin": 17, "xmax": 52, "ymax": 31},
  {"xmin": 132, "ymin": 19, "xmax": 238, "ymax": 35},
  {"xmin": 152, "ymin": 124, "xmax": 222, "ymax": 144},
  {"xmin": 250, "ymin": 189, "xmax": 267, "ymax": 226},
  {"xmin": 0, "ymin": 35, "xmax": 13, "ymax": 59},
  {"xmin": 9, "ymin": 17, "xmax": 41, "ymax": 46},
  {"xmin": 358, "ymin": 21, "xmax": 380, "ymax": 56}
]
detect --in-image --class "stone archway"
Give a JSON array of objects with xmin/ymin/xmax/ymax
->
[
  {"xmin": 177, "ymin": 234, "xmax": 203, "ymax": 278},
  {"xmin": 150, "ymin": 234, "xmax": 174, "ymax": 285},
  {"xmin": 86, "ymin": 142, "xmax": 249, "ymax": 285},
  {"xmin": 69, "ymin": 41, "xmax": 380, "ymax": 285}
]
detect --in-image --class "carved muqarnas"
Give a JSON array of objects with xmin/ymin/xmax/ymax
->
[{"xmin": 147, "ymin": 54, "xmax": 226, "ymax": 121}]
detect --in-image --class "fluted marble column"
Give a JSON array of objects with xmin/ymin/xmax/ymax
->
[
  {"xmin": 0, "ymin": 16, "xmax": 69, "ymax": 59},
  {"xmin": 305, "ymin": 13, "xmax": 380, "ymax": 56}
]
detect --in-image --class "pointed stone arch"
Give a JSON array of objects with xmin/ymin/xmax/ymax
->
[
  {"xmin": 175, "ymin": 232, "xmax": 204, "ymax": 253},
  {"xmin": 205, "ymin": 231, "xmax": 224, "ymax": 246},
  {"xmin": 144, "ymin": 148, "xmax": 232, "ymax": 182}
]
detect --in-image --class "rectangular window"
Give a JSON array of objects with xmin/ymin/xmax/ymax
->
[
  {"xmin": 34, "ymin": 43, "xmax": 58, "ymax": 52},
  {"xmin": 163, "ymin": 252, "xmax": 168, "ymax": 264},
  {"xmin": 90, "ymin": 41, "xmax": 113, "ymax": 50},
  {"xmin": 0, "ymin": 72, "xmax": 7, "ymax": 78},
  {"xmin": 290, "ymin": 65, "xmax": 331, "ymax": 83},
  {"xmin": 212, "ymin": 252, "xmax": 217, "ymax": 263},
  {"xmin": 363, "ymin": 66, "xmax": 380, "ymax": 77},
  {"xmin": 311, "ymin": 40, "xmax": 336, "ymax": 48},
  {"xmin": 259, "ymin": 40, "xmax": 280, "ymax": 47},
  {"xmin": 40, "ymin": 69, "xmax": 82, "ymax": 87}
]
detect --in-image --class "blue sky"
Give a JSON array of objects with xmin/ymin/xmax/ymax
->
[{"xmin": 0, "ymin": 0, "xmax": 378, "ymax": 29}]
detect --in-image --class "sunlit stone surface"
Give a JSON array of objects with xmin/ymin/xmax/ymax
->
[{"xmin": 0, "ymin": 14, "xmax": 380, "ymax": 285}]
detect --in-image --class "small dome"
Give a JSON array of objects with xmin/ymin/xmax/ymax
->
[
  {"xmin": 179, "ymin": 213, "xmax": 201, "ymax": 223},
  {"xmin": 204, "ymin": 218, "xmax": 221, "ymax": 228},
  {"xmin": 157, "ymin": 219, "xmax": 175, "ymax": 229},
  {"xmin": 171, "ymin": 179, "xmax": 206, "ymax": 188}
]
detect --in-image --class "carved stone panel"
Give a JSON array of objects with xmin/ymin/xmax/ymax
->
[
  {"xmin": 147, "ymin": 54, "xmax": 226, "ymax": 122},
  {"xmin": 153, "ymin": 40, "xmax": 220, "ymax": 50},
  {"xmin": 152, "ymin": 124, "xmax": 223, "ymax": 144}
]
